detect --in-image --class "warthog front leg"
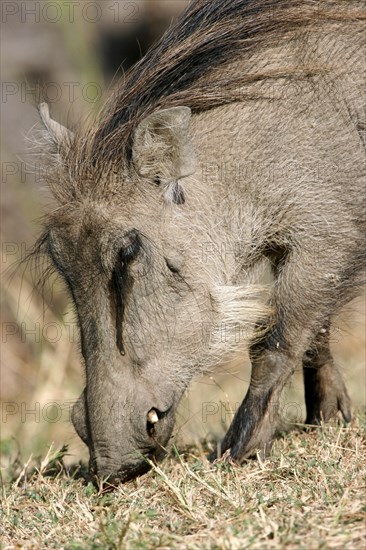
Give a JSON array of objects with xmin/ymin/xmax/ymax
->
[
  {"xmin": 215, "ymin": 245, "xmax": 354, "ymax": 463},
  {"xmin": 216, "ymin": 329, "xmax": 298, "ymax": 462},
  {"xmin": 216, "ymin": 320, "xmax": 352, "ymax": 463},
  {"xmin": 303, "ymin": 324, "xmax": 351, "ymax": 424}
]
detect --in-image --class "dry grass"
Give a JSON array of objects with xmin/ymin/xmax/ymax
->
[{"xmin": 1, "ymin": 414, "xmax": 366, "ymax": 550}]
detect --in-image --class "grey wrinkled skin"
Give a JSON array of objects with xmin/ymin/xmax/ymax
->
[{"xmin": 34, "ymin": 0, "xmax": 365, "ymax": 483}]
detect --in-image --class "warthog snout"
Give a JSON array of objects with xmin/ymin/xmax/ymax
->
[{"xmin": 71, "ymin": 389, "xmax": 176, "ymax": 483}]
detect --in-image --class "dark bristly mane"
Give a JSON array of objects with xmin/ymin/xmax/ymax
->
[{"xmin": 83, "ymin": 0, "xmax": 364, "ymax": 172}]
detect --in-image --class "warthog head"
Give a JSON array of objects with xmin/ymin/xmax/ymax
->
[{"xmin": 37, "ymin": 103, "xmax": 261, "ymax": 483}]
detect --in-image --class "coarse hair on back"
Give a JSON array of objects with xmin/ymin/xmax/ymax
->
[
  {"xmin": 88, "ymin": 0, "xmax": 365, "ymax": 163},
  {"xmin": 39, "ymin": 0, "xmax": 366, "ymax": 198}
]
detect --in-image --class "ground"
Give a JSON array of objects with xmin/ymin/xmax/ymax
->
[{"xmin": 1, "ymin": 414, "xmax": 365, "ymax": 550}]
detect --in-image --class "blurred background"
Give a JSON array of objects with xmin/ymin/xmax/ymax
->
[{"xmin": 1, "ymin": 0, "xmax": 365, "ymax": 469}]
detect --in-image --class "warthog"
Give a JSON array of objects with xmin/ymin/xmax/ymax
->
[{"xmin": 34, "ymin": 0, "xmax": 365, "ymax": 482}]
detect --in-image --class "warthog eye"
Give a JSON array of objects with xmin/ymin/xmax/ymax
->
[{"xmin": 120, "ymin": 236, "xmax": 140, "ymax": 264}]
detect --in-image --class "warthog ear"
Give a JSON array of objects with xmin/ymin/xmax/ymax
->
[
  {"xmin": 132, "ymin": 106, "xmax": 196, "ymax": 204},
  {"xmin": 39, "ymin": 102, "xmax": 74, "ymax": 146}
]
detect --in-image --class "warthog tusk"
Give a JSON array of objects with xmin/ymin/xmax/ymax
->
[{"xmin": 147, "ymin": 410, "xmax": 159, "ymax": 424}]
